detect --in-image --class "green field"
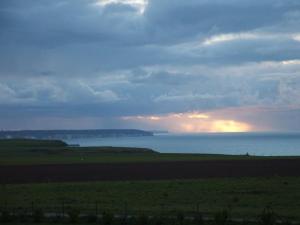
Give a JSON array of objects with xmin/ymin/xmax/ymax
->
[
  {"xmin": 0, "ymin": 138, "xmax": 297, "ymax": 165},
  {"xmin": 1, "ymin": 177, "xmax": 300, "ymax": 220},
  {"xmin": 1, "ymin": 138, "xmax": 300, "ymax": 223},
  {"xmin": 0, "ymin": 151, "xmax": 265, "ymax": 165}
]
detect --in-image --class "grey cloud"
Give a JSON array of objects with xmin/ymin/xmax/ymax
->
[
  {"xmin": 145, "ymin": 0, "xmax": 300, "ymax": 43},
  {"xmin": 1, "ymin": 0, "xmax": 300, "ymax": 77},
  {"xmin": 1, "ymin": 0, "xmax": 300, "ymax": 130}
]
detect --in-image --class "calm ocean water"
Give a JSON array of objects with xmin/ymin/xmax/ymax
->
[{"xmin": 64, "ymin": 132, "xmax": 300, "ymax": 156}]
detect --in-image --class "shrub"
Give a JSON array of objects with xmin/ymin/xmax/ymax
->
[
  {"xmin": 259, "ymin": 207, "xmax": 277, "ymax": 225},
  {"xmin": 128, "ymin": 215, "xmax": 137, "ymax": 225},
  {"xmin": 214, "ymin": 209, "xmax": 229, "ymax": 225},
  {"xmin": 281, "ymin": 219, "xmax": 291, "ymax": 225},
  {"xmin": 85, "ymin": 213, "xmax": 98, "ymax": 223},
  {"xmin": 153, "ymin": 215, "xmax": 165, "ymax": 225},
  {"xmin": 176, "ymin": 211, "xmax": 185, "ymax": 225},
  {"xmin": 241, "ymin": 219, "xmax": 250, "ymax": 225},
  {"xmin": 119, "ymin": 215, "xmax": 128, "ymax": 225},
  {"xmin": 102, "ymin": 211, "xmax": 114, "ymax": 225},
  {"xmin": 137, "ymin": 214, "xmax": 149, "ymax": 225},
  {"xmin": 0, "ymin": 210, "xmax": 11, "ymax": 223},
  {"xmin": 67, "ymin": 208, "xmax": 80, "ymax": 223},
  {"xmin": 193, "ymin": 213, "xmax": 204, "ymax": 225},
  {"xmin": 33, "ymin": 208, "xmax": 44, "ymax": 223},
  {"xmin": 18, "ymin": 209, "xmax": 29, "ymax": 223}
]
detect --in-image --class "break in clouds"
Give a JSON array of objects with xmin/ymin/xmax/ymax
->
[{"xmin": 0, "ymin": 0, "xmax": 300, "ymax": 131}]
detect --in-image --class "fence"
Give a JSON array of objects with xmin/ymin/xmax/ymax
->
[{"xmin": 0, "ymin": 200, "xmax": 208, "ymax": 217}]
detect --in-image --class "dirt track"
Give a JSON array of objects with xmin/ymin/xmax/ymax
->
[{"xmin": 1, "ymin": 159, "xmax": 300, "ymax": 184}]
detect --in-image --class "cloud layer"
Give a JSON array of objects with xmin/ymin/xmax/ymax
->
[{"xmin": 1, "ymin": 0, "xmax": 300, "ymax": 131}]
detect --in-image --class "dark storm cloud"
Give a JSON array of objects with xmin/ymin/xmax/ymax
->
[{"xmin": 0, "ymin": 0, "xmax": 300, "ymax": 130}]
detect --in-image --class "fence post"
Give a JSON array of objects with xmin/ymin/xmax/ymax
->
[
  {"xmin": 95, "ymin": 201, "xmax": 98, "ymax": 216},
  {"xmin": 4, "ymin": 200, "xmax": 7, "ymax": 211},
  {"xmin": 62, "ymin": 200, "xmax": 65, "ymax": 218},
  {"xmin": 160, "ymin": 203, "xmax": 165, "ymax": 213},
  {"xmin": 124, "ymin": 201, "xmax": 128, "ymax": 218},
  {"xmin": 31, "ymin": 201, "xmax": 34, "ymax": 215}
]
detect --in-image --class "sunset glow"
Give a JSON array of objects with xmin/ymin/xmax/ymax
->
[
  {"xmin": 123, "ymin": 112, "xmax": 252, "ymax": 133},
  {"xmin": 212, "ymin": 120, "xmax": 251, "ymax": 133},
  {"xmin": 187, "ymin": 114, "xmax": 210, "ymax": 119}
]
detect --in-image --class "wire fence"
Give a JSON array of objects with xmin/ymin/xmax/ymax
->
[
  {"xmin": 0, "ymin": 200, "xmax": 209, "ymax": 217},
  {"xmin": 0, "ymin": 200, "xmax": 297, "ymax": 225}
]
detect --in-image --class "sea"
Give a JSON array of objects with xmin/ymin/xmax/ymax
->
[{"xmin": 64, "ymin": 132, "xmax": 300, "ymax": 156}]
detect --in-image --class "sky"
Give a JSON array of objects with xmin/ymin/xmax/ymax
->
[{"xmin": 0, "ymin": 0, "xmax": 300, "ymax": 132}]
